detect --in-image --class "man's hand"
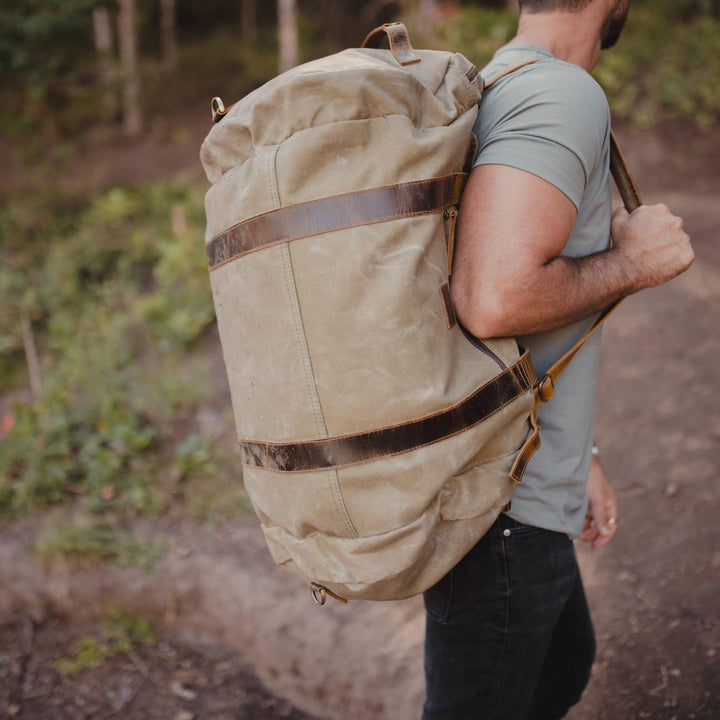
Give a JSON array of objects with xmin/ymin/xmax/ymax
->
[
  {"xmin": 579, "ymin": 454, "xmax": 618, "ymax": 550},
  {"xmin": 450, "ymin": 166, "xmax": 695, "ymax": 339},
  {"xmin": 611, "ymin": 203, "xmax": 694, "ymax": 291}
]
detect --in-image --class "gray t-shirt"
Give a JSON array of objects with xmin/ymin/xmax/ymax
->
[{"xmin": 473, "ymin": 44, "xmax": 612, "ymax": 537}]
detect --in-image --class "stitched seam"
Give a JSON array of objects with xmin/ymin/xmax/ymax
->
[
  {"xmin": 208, "ymin": 206, "xmax": 450, "ymax": 272},
  {"xmin": 489, "ymin": 529, "xmax": 512, "ymax": 717},
  {"xmin": 329, "ymin": 468, "xmax": 359, "ymax": 539},
  {"xmin": 206, "ymin": 174, "xmax": 465, "ymax": 262},
  {"xmin": 445, "ymin": 568, "xmax": 455, "ymax": 623},
  {"xmin": 238, "ymin": 388, "xmax": 534, "ymax": 474},
  {"xmin": 217, "ymin": 173, "xmax": 460, "ymax": 229},
  {"xmin": 240, "ymin": 354, "xmax": 533, "ymax": 445},
  {"xmin": 281, "ymin": 248, "xmax": 358, "ymax": 537}
]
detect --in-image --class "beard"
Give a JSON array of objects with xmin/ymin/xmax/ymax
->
[{"xmin": 601, "ymin": 0, "xmax": 630, "ymax": 49}]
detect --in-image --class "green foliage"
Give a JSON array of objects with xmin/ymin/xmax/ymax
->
[
  {"xmin": 595, "ymin": 7, "xmax": 720, "ymax": 127},
  {"xmin": 53, "ymin": 611, "xmax": 156, "ymax": 675},
  {"xmin": 0, "ymin": 0, "xmax": 97, "ymax": 80},
  {"xmin": 36, "ymin": 519, "xmax": 164, "ymax": 569},
  {"xmin": 427, "ymin": 6, "xmax": 518, "ymax": 67},
  {"xmin": 0, "ymin": 0, "xmax": 101, "ymax": 141},
  {"xmin": 53, "ymin": 636, "xmax": 110, "ymax": 675},
  {"xmin": 0, "ymin": 179, "xmax": 217, "ymax": 520},
  {"xmin": 431, "ymin": 4, "xmax": 720, "ymax": 128}
]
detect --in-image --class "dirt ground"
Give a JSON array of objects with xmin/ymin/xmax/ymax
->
[
  {"xmin": 1, "ymin": 104, "xmax": 719, "ymax": 720},
  {"xmin": 0, "ymin": 612, "xmax": 318, "ymax": 720}
]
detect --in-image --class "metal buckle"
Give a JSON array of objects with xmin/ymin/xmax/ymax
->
[
  {"xmin": 211, "ymin": 97, "xmax": 228, "ymax": 124},
  {"xmin": 310, "ymin": 583, "xmax": 327, "ymax": 606},
  {"xmin": 309, "ymin": 582, "xmax": 348, "ymax": 606}
]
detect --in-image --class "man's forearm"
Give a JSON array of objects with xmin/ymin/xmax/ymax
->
[
  {"xmin": 476, "ymin": 247, "xmax": 636, "ymax": 337},
  {"xmin": 452, "ymin": 203, "xmax": 694, "ymax": 339}
]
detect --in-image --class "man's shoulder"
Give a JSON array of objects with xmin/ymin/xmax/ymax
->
[
  {"xmin": 474, "ymin": 47, "xmax": 611, "ymax": 209},
  {"xmin": 477, "ymin": 47, "xmax": 610, "ymax": 163},
  {"xmin": 481, "ymin": 47, "xmax": 608, "ymax": 119}
]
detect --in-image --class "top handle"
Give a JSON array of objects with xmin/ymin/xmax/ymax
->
[{"xmin": 361, "ymin": 22, "xmax": 421, "ymax": 66}]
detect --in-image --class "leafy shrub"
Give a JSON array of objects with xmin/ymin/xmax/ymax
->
[
  {"xmin": 0, "ymin": 179, "xmax": 219, "ymax": 520},
  {"xmin": 595, "ymin": 8, "xmax": 720, "ymax": 126},
  {"xmin": 428, "ymin": 4, "xmax": 720, "ymax": 127},
  {"xmin": 36, "ymin": 519, "xmax": 164, "ymax": 569},
  {"xmin": 53, "ymin": 611, "xmax": 157, "ymax": 675}
]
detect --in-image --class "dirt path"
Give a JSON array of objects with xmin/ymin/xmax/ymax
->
[
  {"xmin": 1, "ymin": 123, "xmax": 719, "ymax": 720},
  {"xmin": 566, "ymin": 186, "xmax": 720, "ymax": 720},
  {"xmin": 0, "ymin": 612, "xmax": 318, "ymax": 720}
]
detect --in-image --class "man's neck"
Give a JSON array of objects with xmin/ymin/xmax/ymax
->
[{"xmin": 510, "ymin": 9, "xmax": 605, "ymax": 72}]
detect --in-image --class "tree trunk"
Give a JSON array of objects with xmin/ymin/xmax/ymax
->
[
  {"xmin": 160, "ymin": 0, "xmax": 178, "ymax": 72},
  {"xmin": 20, "ymin": 312, "xmax": 43, "ymax": 402},
  {"xmin": 117, "ymin": 0, "xmax": 143, "ymax": 138},
  {"xmin": 277, "ymin": 0, "xmax": 299, "ymax": 73},
  {"xmin": 92, "ymin": 7, "xmax": 117, "ymax": 118},
  {"xmin": 242, "ymin": 0, "xmax": 258, "ymax": 47}
]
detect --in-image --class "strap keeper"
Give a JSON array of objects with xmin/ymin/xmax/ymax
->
[{"xmin": 536, "ymin": 374, "xmax": 555, "ymax": 402}]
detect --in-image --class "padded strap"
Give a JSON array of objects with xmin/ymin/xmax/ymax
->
[
  {"xmin": 479, "ymin": 54, "xmax": 643, "ymax": 404},
  {"xmin": 206, "ymin": 173, "xmax": 467, "ymax": 270},
  {"xmin": 534, "ymin": 129, "xmax": 642, "ymax": 402},
  {"xmin": 361, "ymin": 22, "xmax": 421, "ymax": 66},
  {"xmin": 240, "ymin": 350, "xmax": 536, "ymax": 473}
]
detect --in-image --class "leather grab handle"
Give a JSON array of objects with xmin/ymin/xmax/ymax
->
[{"xmin": 361, "ymin": 22, "xmax": 421, "ymax": 66}]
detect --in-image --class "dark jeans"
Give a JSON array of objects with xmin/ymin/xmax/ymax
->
[{"xmin": 423, "ymin": 514, "xmax": 595, "ymax": 720}]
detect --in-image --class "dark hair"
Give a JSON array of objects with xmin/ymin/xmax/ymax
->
[{"xmin": 518, "ymin": 0, "xmax": 593, "ymax": 10}]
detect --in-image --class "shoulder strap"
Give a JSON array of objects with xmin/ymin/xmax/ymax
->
[
  {"xmin": 483, "ymin": 59, "xmax": 540, "ymax": 89},
  {"xmin": 477, "ymin": 55, "xmax": 643, "ymax": 400},
  {"xmin": 511, "ymin": 130, "xmax": 641, "ymax": 479},
  {"xmin": 535, "ymin": 130, "xmax": 642, "ymax": 402}
]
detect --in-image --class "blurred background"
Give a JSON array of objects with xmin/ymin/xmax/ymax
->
[{"xmin": 1, "ymin": 1, "xmax": 719, "ymax": 719}]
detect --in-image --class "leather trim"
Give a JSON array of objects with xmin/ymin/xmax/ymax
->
[
  {"xmin": 482, "ymin": 59, "xmax": 540, "ymax": 89},
  {"xmin": 610, "ymin": 130, "xmax": 641, "ymax": 213},
  {"xmin": 207, "ymin": 174, "xmax": 468, "ymax": 271},
  {"xmin": 439, "ymin": 282, "xmax": 457, "ymax": 329},
  {"xmin": 361, "ymin": 22, "xmax": 421, "ymax": 66},
  {"xmin": 239, "ymin": 351, "xmax": 536, "ymax": 473}
]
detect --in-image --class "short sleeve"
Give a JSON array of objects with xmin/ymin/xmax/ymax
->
[{"xmin": 473, "ymin": 62, "xmax": 610, "ymax": 210}]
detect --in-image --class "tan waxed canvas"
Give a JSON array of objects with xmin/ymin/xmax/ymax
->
[{"xmin": 200, "ymin": 30, "xmax": 538, "ymax": 602}]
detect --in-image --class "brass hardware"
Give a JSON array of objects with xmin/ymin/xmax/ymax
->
[
  {"xmin": 310, "ymin": 582, "xmax": 348, "ymax": 606},
  {"xmin": 536, "ymin": 374, "xmax": 555, "ymax": 402},
  {"xmin": 211, "ymin": 97, "xmax": 228, "ymax": 124}
]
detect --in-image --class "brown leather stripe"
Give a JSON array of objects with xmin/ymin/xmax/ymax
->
[
  {"xmin": 439, "ymin": 282, "xmax": 457, "ymax": 329},
  {"xmin": 610, "ymin": 130, "xmax": 642, "ymax": 213},
  {"xmin": 206, "ymin": 174, "xmax": 467, "ymax": 270},
  {"xmin": 361, "ymin": 22, "xmax": 421, "ymax": 66},
  {"xmin": 239, "ymin": 351, "xmax": 536, "ymax": 473}
]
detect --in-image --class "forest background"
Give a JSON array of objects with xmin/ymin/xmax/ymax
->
[{"xmin": 0, "ymin": 1, "xmax": 719, "ymax": 718}]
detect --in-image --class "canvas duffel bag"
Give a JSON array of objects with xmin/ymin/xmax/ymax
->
[{"xmin": 200, "ymin": 23, "xmax": 639, "ymax": 604}]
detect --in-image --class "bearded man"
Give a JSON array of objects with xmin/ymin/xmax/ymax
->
[{"xmin": 422, "ymin": 1, "xmax": 694, "ymax": 718}]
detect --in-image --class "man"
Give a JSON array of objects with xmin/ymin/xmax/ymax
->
[{"xmin": 422, "ymin": 1, "xmax": 694, "ymax": 718}]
